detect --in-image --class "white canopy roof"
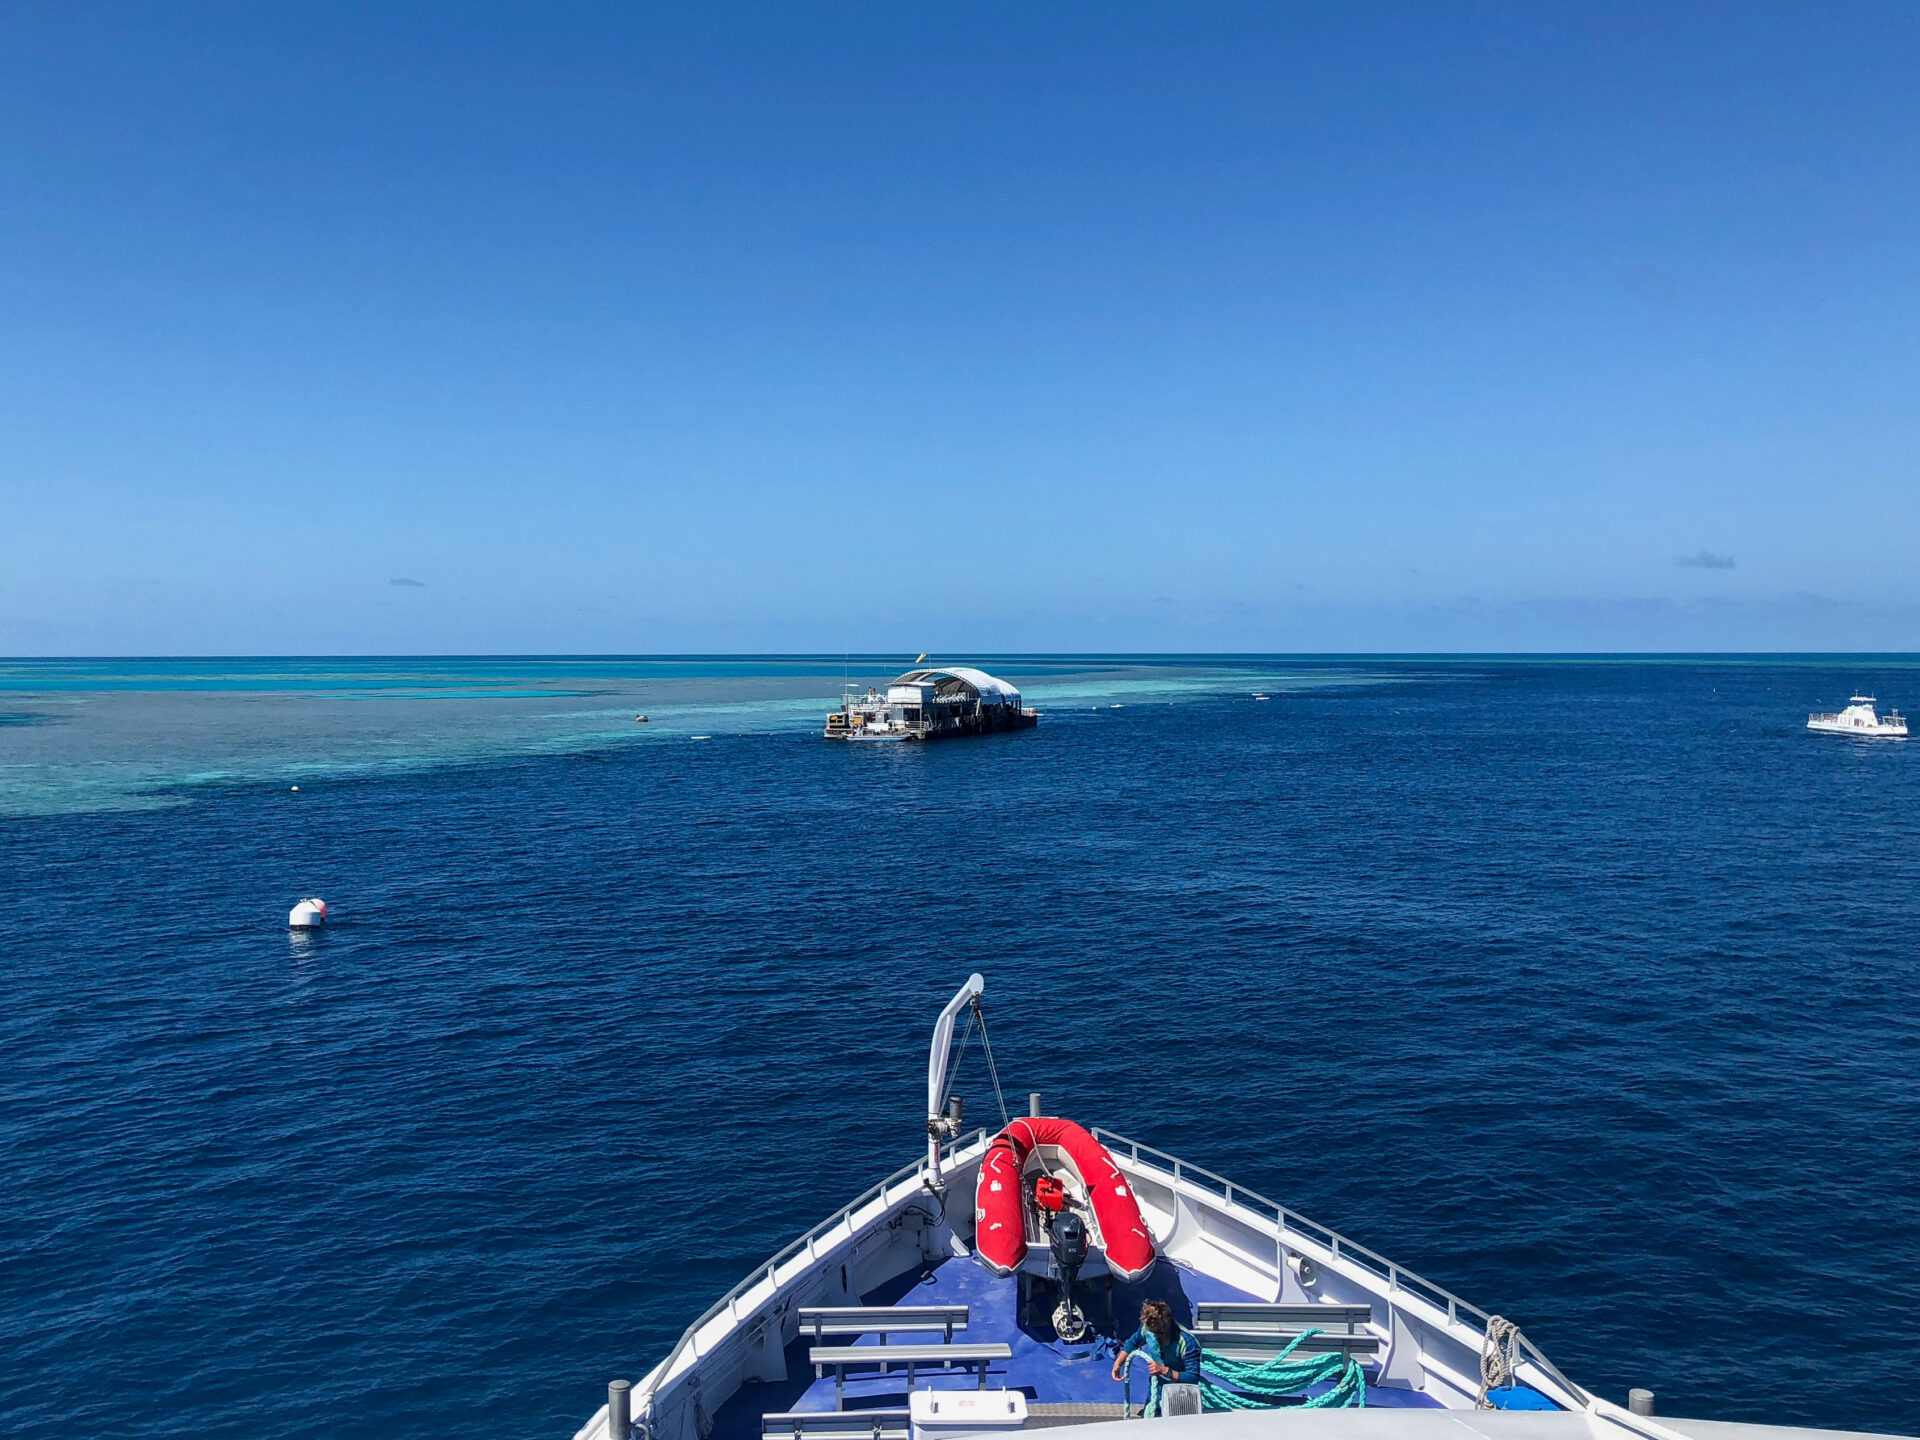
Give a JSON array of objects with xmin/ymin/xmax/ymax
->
[{"xmin": 892, "ymin": 666, "xmax": 1022, "ymax": 701}]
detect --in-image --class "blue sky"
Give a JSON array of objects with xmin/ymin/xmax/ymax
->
[{"xmin": 3, "ymin": 3, "xmax": 1917, "ymax": 653}]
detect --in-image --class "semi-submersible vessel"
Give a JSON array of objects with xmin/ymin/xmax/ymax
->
[{"xmin": 573, "ymin": 977, "xmax": 1908, "ymax": 1440}]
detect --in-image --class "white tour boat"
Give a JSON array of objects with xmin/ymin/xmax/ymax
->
[
  {"xmin": 1807, "ymin": 697, "xmax": 1907, "ymax": 738},
  {"xmin": 573, "ymin": 977, "xmax": 1900, "ymax": 1440}
]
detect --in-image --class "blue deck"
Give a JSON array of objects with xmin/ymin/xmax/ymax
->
[{"xmin": 707, "ymin": 1257, "xmax": 1442, "ymax": 1440}]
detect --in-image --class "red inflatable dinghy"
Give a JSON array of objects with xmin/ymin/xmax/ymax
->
[{"xmin": 974, "ymin": 1117, "xmax": 1157, "ymax": 1281}]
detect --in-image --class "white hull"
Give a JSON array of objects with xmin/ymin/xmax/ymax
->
[
  {"xmin": 577, "ymin": 1130, "xmax": 1608, "ymax": 1440},
  {"xmin": 572, "ymin": 979, "xmax": 1905, "ymax": 1440},
  {"xmin": 1808, "ymin": 697, "xmax": 1906, "ymax": 737},
  {"xmin": 1807, "ymin": 719, "xmax": 1906, "ymax": 737}
]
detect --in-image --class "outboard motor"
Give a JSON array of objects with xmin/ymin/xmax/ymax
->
[{"xmin": 1046, "ymin": 1210, "xmax": 1092, "ymax": 1342}]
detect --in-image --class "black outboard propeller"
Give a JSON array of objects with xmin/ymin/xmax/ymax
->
[{"xmin": 1047, "ymin": 1210, "xmax": 1092, "ymax": 1342}]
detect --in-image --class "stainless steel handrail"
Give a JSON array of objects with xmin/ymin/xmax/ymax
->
[
  {"xmin": 628, "ymin": 1124, "xmax": 1593, "ymax": 1423},
  {"xmin": 1091, "ymin": 1127, "xmax": 1591, "ymax": 1407},
  {"xmin": 635, "ymin": 1128, "xmax": 992, "ymax": 1410}
]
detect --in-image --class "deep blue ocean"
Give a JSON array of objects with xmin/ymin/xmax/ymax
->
[{"xmin": 5, "ymin": 657, "xmax": 1919, "ymax": 1439}]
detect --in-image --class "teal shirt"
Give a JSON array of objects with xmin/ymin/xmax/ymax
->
[{"xmin": 1120, "ymin": 1326, "xmax": 1201, "ymax": 1385}]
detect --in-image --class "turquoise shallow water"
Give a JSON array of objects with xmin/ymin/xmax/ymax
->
[
  {"xmin": 4, "ymin": 656, "xmax": 1920, "ymax": 1439},
  {"xmin": 0, "ymin": 656, "xmax": 1353, "ymax": 816}
]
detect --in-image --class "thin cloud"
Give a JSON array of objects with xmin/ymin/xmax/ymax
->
[
  {"xmin": 1676, "ymin": 550, "xmax": 1735, "ymax": 570},
  {"xmin": 389, "ymin": 577, "xmax": 427, "ymax": 587}
]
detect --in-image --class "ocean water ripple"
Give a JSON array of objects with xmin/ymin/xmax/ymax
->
[{"xmin": 4, "ymin": 658, "xmax": 1919, "ymax": 1438}]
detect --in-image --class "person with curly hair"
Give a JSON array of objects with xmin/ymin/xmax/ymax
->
[{"xmin": 1111, "ymin": 1299, "xmax": 1200, "ymax": 1412}]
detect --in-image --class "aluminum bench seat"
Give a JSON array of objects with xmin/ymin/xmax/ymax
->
[
  {"xmin": 761, "ymin": 1410, "xmax": 912, "ymax": 1440},
  {"xmin": 1193, "ymin": 1303, "xmax": 1373, "ymax": 1335},
  {"xmin": 1193, "ymin": 1328, "xmax": 1381, "ymax": 1362},
  {"xmin": 797, "ymin": 1305, "xmax": 969, "ymax": 1343},
  {"xmin": 808, "ymin": 1343, "xmax": 1013, "ymax": 1409}
]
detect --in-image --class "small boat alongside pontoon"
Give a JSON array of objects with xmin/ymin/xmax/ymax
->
[
  {"xmin": 570, "ymin": 976, "xmax": 1901, "ymax": 1440},
  {"xmin": 1807, "ymin": 697, "xmax": 1906, "ymax": 737}
]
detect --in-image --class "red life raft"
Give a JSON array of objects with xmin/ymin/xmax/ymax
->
[{"xmin": 973, "ymin": 1117, "xmax": 1157, "ymax": 1282}]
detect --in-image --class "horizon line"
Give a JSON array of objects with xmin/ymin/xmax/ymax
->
[{"xmin": 7, "ymin": 650, "xmax": 1920, "ymax": 663}]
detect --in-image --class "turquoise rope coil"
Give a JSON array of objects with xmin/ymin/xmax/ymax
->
[
  {"xmin": 1117, "ymin": 1350, "xmax": 1162, "ymax": 1419},
  {"xmin": 1120, "ymin": 1328, "xmax": 1366, "ymax": 1416}
]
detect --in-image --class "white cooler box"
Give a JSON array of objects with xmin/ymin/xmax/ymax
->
[{"xmin": 908, "ymin": 1389, "xmax": 1028, "ymax": 1440}]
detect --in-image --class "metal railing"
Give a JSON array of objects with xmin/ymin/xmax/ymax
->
[
  {"xmin": 622, "ymin": 1124, "xmax": 1594, "ymax": 1425},
  {"xmin": 1092, "ymin": 1127, "xmax": 1591, "ymax": 1407},
  {"xmin": 633, "ymin": 1129, "xmax": 993, "ymax": 1410}
]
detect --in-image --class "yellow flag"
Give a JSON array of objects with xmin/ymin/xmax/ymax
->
[{"xmin": 915, "ymin": 652, "xmax": 928, "ymax": 663}]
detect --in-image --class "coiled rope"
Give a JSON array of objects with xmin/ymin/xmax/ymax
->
[
  {"xmin": 1115, "ymin": 1346, "xmax": 1159, "ymax": 1419},
  {"xmin": 1476, "ymin": 1315, "xmax": 1521, "ymax": 1409},
  {"xmin": 1119, "ymin": 1329, "xmax": 1366, "ymax": 1416}
]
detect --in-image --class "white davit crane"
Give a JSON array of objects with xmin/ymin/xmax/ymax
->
[{"xmin": 924, "ymin": 972, "xmax": 986, "ymax": 1189}]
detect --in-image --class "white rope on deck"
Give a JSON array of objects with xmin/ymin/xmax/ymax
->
[{"xmin": 1476, "ymin": 1314, "xmax": 1522, "ymax": 1408}]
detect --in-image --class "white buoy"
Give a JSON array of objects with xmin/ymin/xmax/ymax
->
[
  {"xmin": 290, "ymin": 785, "xmax": 299, "ymax": 792},
  {"xmin": 289, "ymin": 897, "xmax": 327, "ymax": 929}
]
